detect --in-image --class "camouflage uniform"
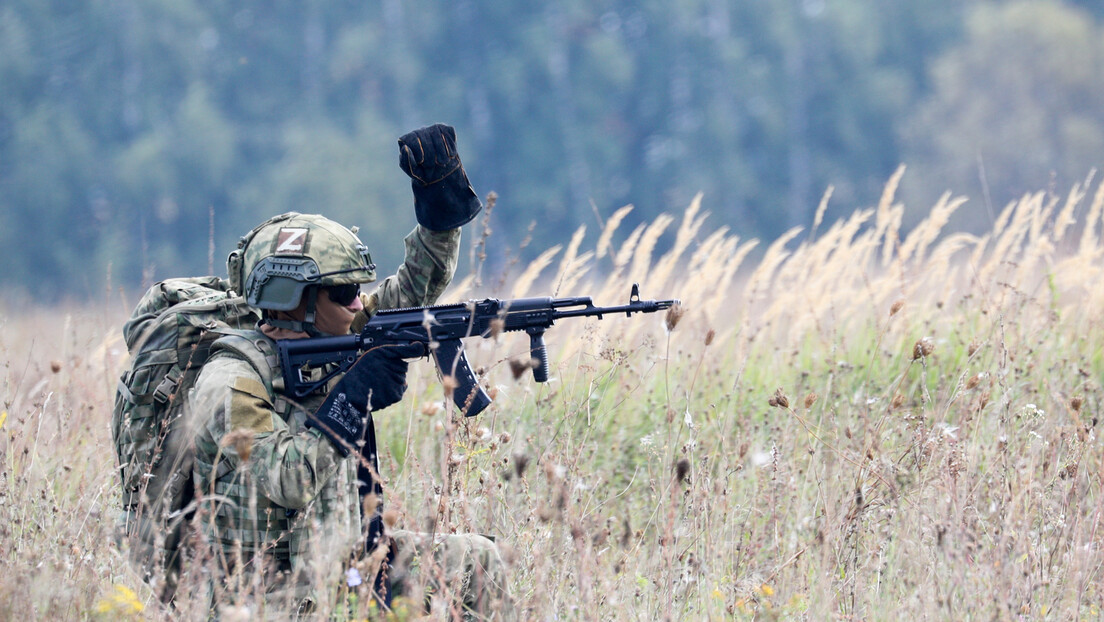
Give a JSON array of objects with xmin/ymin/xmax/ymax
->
[{"xmin": 188, "ymin": 224, "xmax": 511, "ymax": 618}]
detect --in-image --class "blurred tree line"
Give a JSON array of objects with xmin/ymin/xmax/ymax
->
[{"xmin": 1, "ymin": 0, "xmax": 1101, "ymax": 298}]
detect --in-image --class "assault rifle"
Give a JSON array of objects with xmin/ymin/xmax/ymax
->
[{"xmin": 277, "ymin": 284, "xmax": 678, "ymax": 417}]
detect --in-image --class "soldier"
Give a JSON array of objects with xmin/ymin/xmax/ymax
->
[{"xmin": 186, "ymin": 125, "xmax": 512, "ymax": 618}]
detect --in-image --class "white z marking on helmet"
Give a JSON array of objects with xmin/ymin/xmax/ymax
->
[{"xmin": 276, "ymin": 228, "xmax": 309, "ymax": 253}]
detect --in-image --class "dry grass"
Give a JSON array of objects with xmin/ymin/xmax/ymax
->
[{"xmin": 3, "ymin": 172, "xmax": 1104, "ymax": 619}]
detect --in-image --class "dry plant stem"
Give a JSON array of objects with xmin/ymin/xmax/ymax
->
[
  {"xmin": 471, "ymin": 191, "xmax": 497, "ymax": 288},
  {"xmin": 9, "ymin": 175, "xmax": 1104, "ymax": 619}
]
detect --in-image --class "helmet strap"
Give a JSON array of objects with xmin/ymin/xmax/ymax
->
[
  {"xmin": 302, "ymin": 288, "xmax": 324, "ymax": 337},
  {"xmin": 262, "ymin": 288, "xmax": 325, "ymax": 337}
]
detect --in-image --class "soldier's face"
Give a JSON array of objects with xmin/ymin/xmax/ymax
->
[{"xmin": 313, "ymin": 288, "xmax": 364, "ymax": 336}]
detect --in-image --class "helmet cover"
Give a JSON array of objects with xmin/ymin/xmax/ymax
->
[{"xmin": 228, "ymin": 212, "xmax": 376, "ymax": 311}]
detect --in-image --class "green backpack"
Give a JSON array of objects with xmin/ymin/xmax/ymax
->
[{"xmin": 111, "ymin": 276, "xmax": 266, "ymax": 598}]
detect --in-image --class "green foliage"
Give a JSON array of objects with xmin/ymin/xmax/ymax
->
[
  {"xmin": 0, "ymin": 0, "xmax": 1100, "ymax": 297},
  {"xmin": 903, "ymin": 1, "xmax": 1104, "ymax": 223}
]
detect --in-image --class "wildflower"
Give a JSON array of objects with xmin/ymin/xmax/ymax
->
[
  {"xmin": 543, "ymin": 460, "xmax": 565, "ymax": 481},
  {"xmin": 758, "ymin": 584, "xmax": 775, "ymax": 597},
  {"xmin": 965, "ymin": 372, "xmax": 988, "ymax": 390},
  {"xmin": 912, "ymin": 337, "xmax": 934, "ymax": 360},
  {"xmin": 1070, "ymin": 396, "xmax": 1083, "ymax": 413},
  {"xmin": 95, "ymin": 585, "xmax": 145, "ymax": 615},
  {"xmin": 768, "ymin": 388, "xmax": 789, "ymax": 409},
  {"xmin": 0, "ymin": 410, "xmax": 6, "ymax": 430},
  {"xmin": 937, "ymin": 423, "xmax": 959, "ymax": 440}
]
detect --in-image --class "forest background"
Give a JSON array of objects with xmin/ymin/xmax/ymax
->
[{"xmin": 1, "ymin": 0, "xmax": 1103, "ymax": 298}]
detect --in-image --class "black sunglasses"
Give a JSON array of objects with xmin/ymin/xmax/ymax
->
[{"xmin": 323, "ymin": 283, "xmax": 361, "ymax": 306}]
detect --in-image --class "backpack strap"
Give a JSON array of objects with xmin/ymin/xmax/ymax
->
[
  {"xmin": 209, "ymin": 329, "xmax": 286, "ymax": 414},
  {"xmin": 116, "ymin": 365, "xmax": 186, "ymax": 406},
  {"xmin": 196, "ymin": 331, "xmax": 291, "ymax": 487}
]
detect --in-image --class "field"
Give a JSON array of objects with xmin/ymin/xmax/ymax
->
[{"xmin": 3, "ymin": 169, "xmax": 1104, "ymax": 620}]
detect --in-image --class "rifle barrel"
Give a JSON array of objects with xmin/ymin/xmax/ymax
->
[{"xmin": 553, "ymin": 299, "xmax": 678, "ymax": 319}]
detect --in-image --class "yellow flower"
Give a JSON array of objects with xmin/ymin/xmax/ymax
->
[
  {"xmin": 95, "ymin": 585, "xmax": 144, "ymax": 616},
  {"xmin": 0, "ymin": 410, "xmax": 7, "ymax": 430},
  {"xmin": 759, "ymin": 583, "xmax": 774, "ymax": 597}
]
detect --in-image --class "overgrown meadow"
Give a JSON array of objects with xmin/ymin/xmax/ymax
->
[{"xmin": 3, "ymin": 169, "xmax": 1104, "ymax": 619}]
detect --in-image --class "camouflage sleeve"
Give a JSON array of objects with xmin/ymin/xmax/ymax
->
[
  {"xmin": 368, "ymin": 225, "xmax": 460, "ymax": 312},
  {"xmin": 189, "ymin": 355, "xmax": 345, "ymax": 509}
]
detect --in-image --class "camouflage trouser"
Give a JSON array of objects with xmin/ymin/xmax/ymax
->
[{"xmin": 385, "ymin": 530, "xmax": 515, "ymax": 621}]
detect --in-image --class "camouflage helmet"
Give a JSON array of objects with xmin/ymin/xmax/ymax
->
[{"xmin": 227, "ymin": 212, "xmax": 376, "ymax": 311}]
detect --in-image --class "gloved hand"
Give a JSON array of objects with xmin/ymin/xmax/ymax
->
[
  {"xmin": 398, "ymin": 123, "xmax": 482, "ymax": 231},
  {"xmin": 307, "ymin": 345, "xmax": 419, "ymax": 456}
]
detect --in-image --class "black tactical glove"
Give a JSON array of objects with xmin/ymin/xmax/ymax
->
[
  {"xmin": 307, "ymin": 346, "xmax": 416, "ymax": 456},
  {"xmin": 398, "ymin": 123, "xmax": 482, "ymax": 231}
]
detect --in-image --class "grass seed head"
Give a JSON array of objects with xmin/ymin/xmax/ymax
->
[
  {"xmin": 913, "ymin": 337, "xmax": 935, "ymax": 360},
  {"xmin": 804, "ymin": 392, "xmax": 817, "ymax": 409},
  {"xmin": 889, "ymin": 300, "xmax": 904, "ymax": 316},
  {"xmin": 769, "ymin": 388, "xmax": 789, "ymax": 409},
  {"xmin": 1071, "ymin": 396, "xmax": 1083, "ymax": 413},
  {"xmin": 665, "ymin": 303, "xmax": 684, "ymax": 331},
  {"xmin": 221, "ymin": 429, "xmax": 255, "ymax": 462},
  {"xmin": 50, "ymin": 360, "xmax": 63, "ymax": 373},
  {"xmin": 674, "ymin": 458, "xmax": 691, "ymax": 483},
  {"xmin": 509, "ymin": 357, "xmax": 532, "ymax": 380},
  {"xmin": 513, "ymin": 451, "xmax": 530, "ymax": 478},
  {"xmin": 704, "ymin": 328, "xmax": 715, "ymax": 346},
  {"xmin": 382, "ymin": 508, "xmax": 400, "ymax": 528}
]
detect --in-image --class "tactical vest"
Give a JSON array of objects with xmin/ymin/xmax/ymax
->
[{"xmin": 192, "ymin": 332, "xmax": 367, "ymax": 585}]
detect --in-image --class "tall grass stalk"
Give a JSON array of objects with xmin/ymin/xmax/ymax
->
[{"xmin": 2, "ymin": 173, "xmax": 1103, "ymax": 619}]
